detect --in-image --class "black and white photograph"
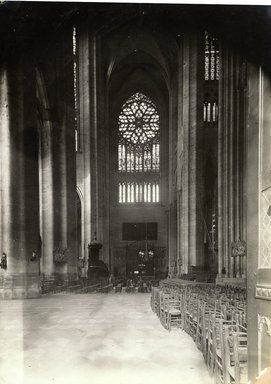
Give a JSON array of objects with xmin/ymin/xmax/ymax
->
[{"xmin": 0, "ymin": 1, "xmax": 271, "ymax": 383}]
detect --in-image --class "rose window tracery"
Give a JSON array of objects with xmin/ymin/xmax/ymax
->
[{"xmin": 118, "ymin": 93, "xmax": 160, "ymax": 203}]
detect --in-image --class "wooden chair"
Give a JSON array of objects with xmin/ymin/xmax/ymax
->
[
  {"xmin": 185, "ymin": 293, "xmax": 198, "ymax": 339},
  {"xmin": 224, "ymin": 328, "xmax": 247, "ymax": 384},
  {"xmin": 233, "ymin": 332, "xmax": 248, "ymax": 384},
  {"xmin": 207, "ymin": 312, "xmax": 225, "ymax": 373},
  {"xmin": 159, "ymin": 292, "xmax": 169, "ymax": 326},
  {"xmin": 215, "ymin": 320, "xmax": 247, "ymax": 384},
  {"xmin": 202, "ymin": 306, "xmax": 216, "ymax": 362},
  {"xmin": 215, "ymin": 321, "xmax": 237, "ymax": 384},
  {"xmin": 159, "ymin": 292, "xmax": 175, "ymax": 328},
  {"xmin": 163, "ymin": 293, "xmax": 182, "ymax": 331},
  {"xmin": 195, "ymin": 299, "xmax": 210, "ymax": 350}
]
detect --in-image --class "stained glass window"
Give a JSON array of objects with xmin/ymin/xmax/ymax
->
[
  {"xmin": 118, "ymin": 93, "xmax": 160, "ymax": 203},
  {"xmin": 203, "ymin": 101, "xmax": 218, "ymax": 123},
  {"xmin": 205, "ymin": 32, "xmax": 219, "ymax": 81},
  {"xmin": 73, "ymin": 25, "xmax": 79, "ymax": 151},
  {"xmin": 118, "ymin": 93, "xmax": 160, "ymax": 173},
  {"xmin": 119, "ymin": 182, "xmax": 159, "ymax": 203},
  {"xmin": 204, "ymin": 32, "xmax": 219, "ymax": 127}
]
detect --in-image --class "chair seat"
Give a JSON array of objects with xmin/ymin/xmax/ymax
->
[{"xmin": 169, "ymin": 309, "xmax": 181, "ymax": 315}]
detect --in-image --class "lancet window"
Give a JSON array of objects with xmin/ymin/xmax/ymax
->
[
  {"xmin": 73, "ymin": 25, "xmax": 79, "ymax": 151},
  {"xmin": 204, "ymin": 32, "xmax": 219, "ymax": 125},
  {"xmin": 205, "ymin": 31, "xmax": 219, "ymax": 81}
]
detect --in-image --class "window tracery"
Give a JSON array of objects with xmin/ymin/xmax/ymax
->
[
  {"xmin": 205, "ymin": 31, "xmax": 219, "ymax": 81},
  {"xmin": 118, "ymin": 93, "xmax": 160, "ymax": 203},
  {"xmin": 73, "ymin": 25, "xmax": 79, "ymax": 151},
  {"xmin": 204, "ymin": 32, "xmax": 219, "ymax": 127}
]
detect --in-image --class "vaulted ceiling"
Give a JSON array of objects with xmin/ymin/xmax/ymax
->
[{"xmin": 1, "ymin": 3, "xmax": 271, "ymax": 72}]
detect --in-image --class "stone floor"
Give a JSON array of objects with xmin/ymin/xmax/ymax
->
[{"xmin": 0, "ymin": 292, "xmax": 213, "ymax": 384}]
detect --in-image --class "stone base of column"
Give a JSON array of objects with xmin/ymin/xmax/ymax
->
[
  {"xmin": 0, "ymin": 274, "xmax": 41, "ymax": 299},
  {"xmin": 41, "ymin": 273, "xmax": 79, "ymax": 294}
]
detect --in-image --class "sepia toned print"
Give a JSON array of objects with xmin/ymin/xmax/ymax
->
[{"xmin": 0, "ymin": 2, "xmax": 270, "ymax": 384}]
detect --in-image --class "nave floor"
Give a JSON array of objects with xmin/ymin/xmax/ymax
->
[{"xmin": 0, "ymin": 292, "xmax": 212, "ymax": 384}]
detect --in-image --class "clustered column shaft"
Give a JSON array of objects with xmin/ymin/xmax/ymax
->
[{"xmin": 0, "ymin": 59, "xmax": 40, "ymax": 298}]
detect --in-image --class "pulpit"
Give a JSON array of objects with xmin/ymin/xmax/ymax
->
[{"xmin": 87, "ymin": 234, "xmax": 109, "ymax": 280}]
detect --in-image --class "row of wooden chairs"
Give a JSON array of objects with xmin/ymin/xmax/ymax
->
[
  {"xmin": 214, "ymin": 321, "xmax": 247, "ymax": 384},
  {"xmin": 150, "ymin": 283, "xmax": 247, "ymax": 384}
]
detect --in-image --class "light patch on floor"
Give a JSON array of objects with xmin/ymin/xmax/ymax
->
[{"xmin": 0, "ymin": 293, "xmax": 213, "ymax": 384}]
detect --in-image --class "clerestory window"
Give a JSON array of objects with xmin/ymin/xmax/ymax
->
[
  {"xmin": 203, "ymin": 32, "xmax": 219, "ymax": 126},
  {"xmin": 73, "ymin": 25, "xmax": 79, "ymax": 151},
  {"xmin": 204, "ymin": 31, "xmax": 219, "ymax": 81},
  {"xmin": 118, "ymin": 93, "xmax": 160, "ymax": 203}
]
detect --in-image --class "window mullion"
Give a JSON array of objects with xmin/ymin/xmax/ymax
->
[
  {"xmin": 118, "ymin": 93, "xmax": 160, "ymax": 204},
  {"xmin": 151, "ymin": 144, "xmax": 153, "ymax": 171}
]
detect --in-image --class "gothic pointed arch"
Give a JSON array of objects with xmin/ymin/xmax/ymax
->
[{"xmin": 118, "ymin": 92, "xmax": 160, "ymax": 203}]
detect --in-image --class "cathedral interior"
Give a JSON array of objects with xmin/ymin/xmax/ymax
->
[{"xmin": 1, "ymin": 2, "xmax": 271, "ymax": 384}]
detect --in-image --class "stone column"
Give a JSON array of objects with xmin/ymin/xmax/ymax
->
[
  {"xmin": 169, "ymin": 201, "xmax": 178, "ymax": 277},
  {"xmin": 36, "ymin": 69, "xmax": 54, "ymax": 279},
  {"xmin": 39, "ymin": 30, "xmax": 77, "ymax": 284},
  {"xmin": 176, "ymin": 38, "xmax": 183, "ymax": 277},
  {"xmin": 235, "ymin": 78, "xmax": 241, "ymax": 278},
  {"xmin": 87, "ymin": 32, "xmax": 106, "ymax": 265},
  {"xmin": 238, "ymin": 59, "xmax": 247, "ymax": 279},
  {"xmin": 181, "ymin": 33, "xmax": 202, "ymax": 270},
  {"xmin": 103, "ymin": 62, "xmax": 110, "ymax": 274},
  {"xmin": 96, "ymin": 35, "xmax": 108, "ymax": 264},
  {"xmin": 224, "ymin": 47, "xmax": 230, "ymax": 278},
  {"xmin": 0, "ymin": 67, "xmax": 8, "ymax": 280},
  {"xmin": 39, "ymin": 119, "xmax": 54, "ymax": 277},
  {"xmin": 217, "ymin": 43, "xmax": 224, "ymax": 277},
  {"xmin": 219, "ymin": 46, "xmax": 232, "ymax": 278},
  {"xmin": 52, "ymin": 117, "xmax": 68, "ymax": 279},
  {"xmin": 228, "ymin": 52, "xmax": 235, "ymax": 278},
  {"xmin": 181, "ymin": 34, "xmax": 190, "ymax": 275},
  {"xmin": 78, "ymin": 24, "xmax": 92, "ymax": 269},
  {"xmin": 168, "ymin": 204, "xmax": 174, "ymax": 276},
  {"xmin": 188, "ymin": 33, "xmax": 198, "ymax": 268},
  {"xmin": 0, "ymin": 59, "xmax": 40, "ymax": 298},
  {"xmin": 218, "ymin": 47, "xmax": 246, "ymax": 280},
  {"xmin": 45, "ymin": 31, "xmax": 77, "ymax": 282},
  {"xmin": 240, "ymin": 74, "xmax": 248, "ymax": 278},
  {"xmin": 89, "ymin": 33, "xmax": 99, "ymax": 239},
  {"xmin": 53, "ymin": 78, "xmax": 67, "ymax": 277},
  {"xmin": 168, "ymin": 64, "xmax": 178, "ymax": 276},
  {"xmin": 62, "ymin": 31, "xmax": 78, "ymax": 280},
  {"xmin": 77, "ymin": 28, "xmax": 104, "ymax": 271}
]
